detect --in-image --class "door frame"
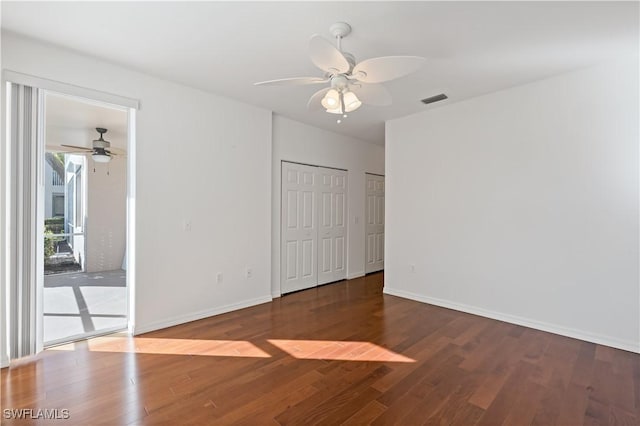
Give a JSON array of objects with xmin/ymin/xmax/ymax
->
[{"xmin": 1, "ymin": 71, "xmax": 139, "ymax": 361}]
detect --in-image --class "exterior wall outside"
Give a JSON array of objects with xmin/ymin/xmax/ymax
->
[{"xmin": 44, "ymin": 162, "xmax": 64, "ymax": 219}]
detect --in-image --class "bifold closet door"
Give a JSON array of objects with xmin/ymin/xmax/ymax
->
[
  {"xmin": 281, "ymin": 163, "xmax": 318, "ymax": 294},
  {"xmin": 317, "ymin": 168, "xmax": 347, "ymax": 285},
  {"xmin": 365, "ymin": 173, "xmax": 385, "ymax": 273}
]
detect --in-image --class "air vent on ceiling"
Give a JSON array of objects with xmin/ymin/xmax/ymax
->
[{"xmin": 421, "ymin": 94, "xmax": 448, "ymax": 105}]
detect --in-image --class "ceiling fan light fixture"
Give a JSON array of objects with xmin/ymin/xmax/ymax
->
[
  {"xmin": 321, "ymin": 89, "xmax": 340, "ymax": 109},
  {"xmin": 92, "ymin": 148, "xmax": 111, "ymax": 163},
  {"xmin": 326, "ymin": 91, "xmax": 362, "ymax": 114},
  {"xmin": 343, "ymin": 91, "xmax": 362, "ymax": 112}
]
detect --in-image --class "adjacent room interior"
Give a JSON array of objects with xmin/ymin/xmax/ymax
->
[
  {"xmin": 1, "ymin": 2, "xmax": 638, "ymax": 425},
  {"xmin": 43, "ymin": 93, "xmax": 129, "ymax": 346}
]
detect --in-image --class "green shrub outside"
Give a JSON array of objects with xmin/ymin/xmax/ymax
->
[{"xmin": 44, "ymin": 216, "xmax": 64, "ymax": 258}]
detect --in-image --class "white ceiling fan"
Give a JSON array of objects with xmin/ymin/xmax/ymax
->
[{"xmin": 254, "ymin": 22, "xmax": 426, "ymax": 123}]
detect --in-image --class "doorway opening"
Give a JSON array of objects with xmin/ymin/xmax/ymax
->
[{"xmin": 43, "ymin": 92, "xmax": 129, "ymax": 346}]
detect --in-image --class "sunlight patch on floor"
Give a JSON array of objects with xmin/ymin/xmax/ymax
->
[
  {"xmin": 48, "ymin": 336, "xmax": 414, "ymax": 362},
  {"xmin": 267, "ymin": 339, "xmax": 415, "ymax": 363},
  {"xmin": 49, "ymin": 337, "xmax": 272, "ymax": 358}
]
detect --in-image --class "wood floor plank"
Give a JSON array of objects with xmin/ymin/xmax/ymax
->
[
  {"xmin": 468, "ymin": 371, "xmax": 510, "ymax": 410},
  {"xmin": 406, "ymin": 363, "xmax": 477, "ymax": 425},
  {"xmin": 234, "ymin": 384, "xmax": 319, "ymax": 425},
  {"xmin": 1, "ymin": 272, "xmax": 638, "ymax": 425},
  {"xmin": 556, "ymin": 382, "xmax": 592, "ymax": 425},
  {"xmin": 530, "ymin": 369, "xmax": 566, "ymax": 426},
  {"xmin": 475, "ymin": 360, "xmax": 539, "ymax": 426},
  {"xmin": 370, "ymin": 336, "xmax": 451, "ymax": 393},
  {"xmin": 501, "ymin": 379, "xmax": 547, "ymax": 426},
  {"xmin": 214, "ymin": 370, "xmax": 323, "ymax": 423},
  {"xmin": 341, "ymin": 400, "xmax": 387, "ymax": 426},
  {"xmin": 275, "ymin": 364, "xmax": 389, "ymax": 425},
  {"xmin": 608, "ymin": 405, "xmax": 638, "ymax": 426},
  {"xmin": 375, "ymin": 342, "xmax": 459, "ymax": 407},
  {"xmin": 371, "ymin": 391, "xmax": 426, "ymax": 425}
]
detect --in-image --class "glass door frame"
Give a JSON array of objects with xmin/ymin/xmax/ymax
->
[
  {"xmin": 2, "ymin": 74, "xmax": 138, "ymax": 363},
  {"xmin": 40, "ymin": 89, "xmax": 133, "ymax": 347}
]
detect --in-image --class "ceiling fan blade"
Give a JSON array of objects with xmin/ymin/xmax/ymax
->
[
  {"xmin": 47, "ymin": 146, "xmax": 87, "ymax": 154},
  {"xmin": 60, "ymin": 144, "xmax": 93, "ymax": 152},
  {"xmin": 352, "ymin": 56, "xmax": 426, "ymax": 83},
  {"xmin": 46, "ymin": 145, "xmax": 73, "ymax": 152},
  {"xmin": 309, "ymin": 35, "xmax": 350, "ymax": 74},
  {"xmin": 307, "ymin": 87, "xmax": 331, "ymax": 111},
  {"xmin": 254, "ymin": 77, "xmax": 328, "ymax": 86},
  {"xmin": 350, "ymin": 83, "xmax": 392, "ymax": 106},
  {"xmin": 107, "ymin": 148, "xmax": 127, "ymax": 156}
]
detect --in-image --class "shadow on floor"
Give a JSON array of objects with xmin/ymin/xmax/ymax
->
[{"xmin": 44, "ymin": 269, "xmax": 128, "ymax": 344}]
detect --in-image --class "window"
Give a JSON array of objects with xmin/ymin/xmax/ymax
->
[{"xmin": 52, "ymin": 195, "xmax": 64, "ymax": 217}]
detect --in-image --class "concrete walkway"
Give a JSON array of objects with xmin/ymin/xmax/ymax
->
[{"xmin": 44, "ymin": 269, "xmax": 127, "ymax": 345}]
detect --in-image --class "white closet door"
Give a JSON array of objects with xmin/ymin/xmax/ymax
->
[
  {"xmin": 365, "ymin": 174, "xmax": 385, "ymax": 273},
  {"xmin": 281, "ymin": 163, "xmax": 318, "ymax": 293},
  {"xmin": 317, "ymin": 168, "xmax": 347, "ymax": 285}
]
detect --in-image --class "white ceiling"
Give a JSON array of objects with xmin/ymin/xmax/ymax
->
[
  {"xmin": 3, "ymin": 2, "xmax": 638, "ymax": 145},
  {"xmin": 45, "ymin": 93, "xmax": 128, "ymax": 150}
]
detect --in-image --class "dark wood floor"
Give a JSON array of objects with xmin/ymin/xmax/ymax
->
[{"xmin": 2, "ymin": 272, "xmax": 639, "ymax": 425}]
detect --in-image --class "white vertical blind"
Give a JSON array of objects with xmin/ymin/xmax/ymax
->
[{"xmin": 8, "ymin": 83, "xmax": 40, "ymax": 359}]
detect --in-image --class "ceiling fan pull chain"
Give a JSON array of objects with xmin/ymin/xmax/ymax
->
[{"xmin": 337, "ymin": 91, "xmax": 347, "ymax": 123}]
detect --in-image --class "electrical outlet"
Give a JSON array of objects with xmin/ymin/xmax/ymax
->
[
  {"xmin": 183, "ymin": 220, "xmax": 192, "ymax": 232},
  {"xmin": 409, "ymin": 264, "xmax": 416, "ymax": 273},
  {"xmin": 246, "ymin": 268, "xmax": 253, "ymax": 279},
  {"xmin": 216, "ymin": 272, "xmax": 223, "ymax": 284}
]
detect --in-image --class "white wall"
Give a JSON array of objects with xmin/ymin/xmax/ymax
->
[
  {"xmin": 386, "ymin": 57, "xmax": 639, "ymax": 352},
  {"xmin": 1, "ymin": 32, "xmax": 273, "ymax": 339},
  {"xmin": 272, "ymin": 115, "xmax": 385, "ymax": 296},
  {"xmin": 43, "ymin": 163, "xmax": 63, "ymax": 218},
  {"xmin": 86, "ymin": 157, "xmax": 126, "ymax": 273}
]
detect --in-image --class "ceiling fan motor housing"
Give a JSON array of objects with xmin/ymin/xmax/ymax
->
[
  {"xmin": 94, "ymin": 127, "xmax": 111, "ymax": 149},
  {"xmin": 331, "ymin": 74, "xmax": 350, "ymax": 91},
  {"xmin": 93, "ymin": 139, "xmax": 110, "ymax": 149}
]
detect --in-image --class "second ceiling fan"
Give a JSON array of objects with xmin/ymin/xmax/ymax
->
[
  {"xmin": 255, "ymin": 22, "xmax": 425, "ymax": 122},
  {"xmin": 58, "ymin": 128, "xmax": 123, "ymax": 163}
]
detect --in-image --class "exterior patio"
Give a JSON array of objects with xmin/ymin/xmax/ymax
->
[{"xmin": 43, "ymin": 269, "xmax": 127, "ymax": 345}]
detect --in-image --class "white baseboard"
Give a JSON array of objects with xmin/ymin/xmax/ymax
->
[
  {"xmin": 272, "ymin": 273, "xmax": 365, "ymax": 297},
  {"xmin": 1, "ymin": 355, "xmax": 9, "ymax": 369},
  {"xmin": 384, "ymin": 287, "xmax": 640, "ymax": 354},
  {"xmin": 133, "ymin": 295, "xmax": 272, "ymax": 335}
]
